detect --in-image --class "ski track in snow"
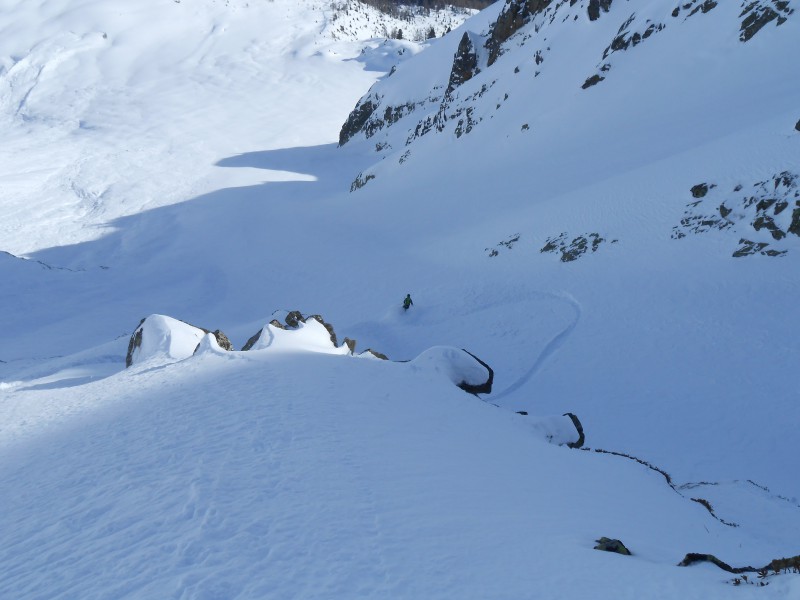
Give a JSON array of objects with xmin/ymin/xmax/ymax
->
[{"xmin": 491, "ymin": 291, "xmax": 582, "ymax": 402}]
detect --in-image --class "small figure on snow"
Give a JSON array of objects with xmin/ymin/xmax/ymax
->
[{"xmin": 403, "ymin": 293, "xmax": 413, "ymax": 311}]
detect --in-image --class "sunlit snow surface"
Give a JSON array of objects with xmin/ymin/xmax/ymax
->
[{"xmin": 1, "ymin": 0, "xmax": 800, "ymax": 597}]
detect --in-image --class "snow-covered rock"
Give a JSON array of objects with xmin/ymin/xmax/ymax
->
[
  {"xmin": 409, "ymin": 346, "xmax": 493, "ymax": 394},
  {"xmin": 125, "ymin": 315, "xmax": 232, "ymax": 367},
  {"xmin": 242, "ymin": 312, "xmax": 351, "ymax": 356}
]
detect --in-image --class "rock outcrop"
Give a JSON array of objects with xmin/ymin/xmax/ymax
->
[
  {"xmin": 593, "ymin": 537, "xmax": 632, "ymax": 555},
  {"xmin": 740, "ymin": 0, "xmax": 794, "ymax": 42},
  {"xmin": 242, "ymin": 310, "xmax": 343, "ymax": 353},
  {"xmin": 540, "ymin": 232, "xmax": 617, "ymax": 262},
  {"xmin": 672, "ymin": 172, "xmax": 800, "ymax": 256},
  {"xmin": 486, "ymin": 0, "xmax": 552, "ymax": 66},
  {"xmin": 339, "ymin": 95, "xmax": 379, "ymax": 146},
  {"xmin": 447, "ymin": 32, "xmax": 481, "ymax": 94},
  {"xmin": 587, "ymin": 0, "xmax": 613, "ymax": 22}
]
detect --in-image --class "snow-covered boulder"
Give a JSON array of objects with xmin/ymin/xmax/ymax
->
[
  {"xmin": 522, "ymin": 413, "xmax": 585, "ymax": 448},
  {"xmin": 125, "ymin": 315, "xmax": 232, "ymax": 367},
  {"xmin": 409, "ymin": 346, "xmax": 494, "ymax": 394}
]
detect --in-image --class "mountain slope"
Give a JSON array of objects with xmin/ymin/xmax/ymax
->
[{"xmin": 1, "ymin": 0, "xmax": 799, "ymax": 597}]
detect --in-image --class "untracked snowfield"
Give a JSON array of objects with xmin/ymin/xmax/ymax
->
[{"xmin": 1, "ymin": 0, "xmax": 799, "ymax": 598}]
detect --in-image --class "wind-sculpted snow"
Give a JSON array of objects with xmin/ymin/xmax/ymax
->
[{"xmin": 126, "ymin": 315, "xmax": 213, "ymax": 368}]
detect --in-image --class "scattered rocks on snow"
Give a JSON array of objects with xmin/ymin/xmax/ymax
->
[
  {"xmin": 739, "ymin": 0, "xmax": 794, "ymax": 43},
  {"xmin": 672, "ymin": 172, "xmax": 800, "ymax": 256},
  {"xmin": 594, "ymin": 537, "xmax": 632, "ymax": 556},
  {"xmin": 540, "ymin": 232, "xmax": 617, "ymax": 262},
  {"xmin": 602, "ymin": 17, "xmax": 665, "ymax": 60},
  {"xmin": 486, "ymin": 0, "xmax": 553, "ymax": 67},
  {"xmin": 486, "ymin": 233, "xmax": 521, "ymax": 257},
  {"xmin": 732, "ymin": 238, "xmax": 786, "ymax": 258},
  {"xmin": 672, "ymin": 0, "xmax": 718, "ymax": 19}
]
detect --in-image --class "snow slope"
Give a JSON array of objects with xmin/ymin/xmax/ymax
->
[{"xmin": 1, "ymin": 0, "xmax": 799, "ymax": 597}]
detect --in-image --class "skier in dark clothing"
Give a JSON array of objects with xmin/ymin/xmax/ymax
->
[{"xmin": 403, "ymin": 293, "xmax": 413, "ymax": 311}]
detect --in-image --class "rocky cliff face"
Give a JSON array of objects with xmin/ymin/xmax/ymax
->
[{"xmin": 339, "ymin": 0, "xmax": 796, "ymax": 153}]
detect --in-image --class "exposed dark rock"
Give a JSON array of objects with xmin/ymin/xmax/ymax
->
[
  {"xmin": 601, "ymin": 16, "xmax": 664, "ymax": 60},
  {"xmin": 584, "ymin": 447, "xmax": 675, "ymax": 488},
  {"xmin": 581, "ymin": 74, "xmax": 605, "ymax": 89},
  {"xmin": 691, "ymin": 183, "xmax": 709, "ymax": 198},
  {"xmin": 211, "ymin": 330, "xmax": 234, "ymax": 351},
  {"xmin": 678, "ymin": 553, "xmax": 800, "ymax": 574},
  {"xmin": 363, "ymin": 348, "xmax": 389, "ymax": 360},
  {"xmin": 675, "ymin": 172, "xmax": 799, "ymax": 255},
  {"xmin": 789, "ymin": 207, "xmax": 800, "ymax": 237},
  {"xmin": 350, "ymin": 172, "xmax": 375, "ymax": 192},
  {"xmin": 125, "ymin": 318, "xmax": 147, "ymax": 368},
  {"xmin": 457, "ymin": 349, "xmax": 494, "ymax": 395},
  {"xmin": 594, "ymin": 537, "xmax": 631, "ymax": 556},
  {"xmin": 690, "ymin": 497, "xmax": 738, "ymax": 527},
  {"xmin": 796, "ymin": 119, "xmax": 800, "ymax": 132},
  {"xmin": 683, "ymin": 0, "xmax": 718, "ymax": 18},
  {"xmin": 516, "ymin": 411, "xmax": 529, "ymax": 415},
  {"xmin": 679, "ymin": 553, "xmax": 748, "ymax": 573},
  {"xmin": 339, "ymin": 95, "xmax": 379, "ymax": 146},
  {"xmin": 241, "ymin": 329, "xmax": 263, "ymax": 351},
  {"xmin": 732, "ymin": 238, "xmax": 786, "ymax": 258},
  {"xmin": 752, "ymin": 214, "xmax": 785, "ymax": 240},
  {"xmin": 447, "ymin": 32, "xmax": 481, "ymax": 94},
  {"xmin": 587, "ymin": 0, "xmax": 613, "ymax": 21},
  {"xmin": 562, "ymin": 412, "xmax": 585, "ymax": 449},
  {"xmin": 343, "ymin": 337, "xmax": 357, "ymax": 354},
  {"xmin": 284, "ymin": 310, "xmax": 304, "ymax": 329},
  {"xmin": 541, "ymin": 232, "xmax": 615, "ymax": 262},
  {"xmin": 486, "ymin": 0, "xmax": 553, "ymax": 67},
  {"xmin": 740, "ymin": 0, "xmax": 794, "ymax": 43}
]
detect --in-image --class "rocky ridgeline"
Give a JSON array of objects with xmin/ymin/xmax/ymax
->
[
  {"xmin": 339, "ymin": 0, "xmax": 796, "ymax": 158},
  {"xmin": 672, "ymin": 172, "xmax": 800, "ymax": 257}
]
